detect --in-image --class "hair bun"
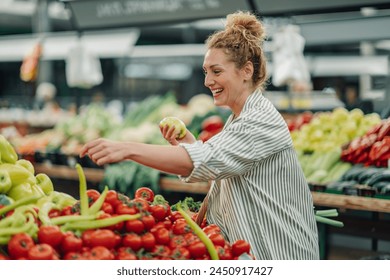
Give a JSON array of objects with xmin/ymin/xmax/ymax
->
[{"xmin": 225, "ymin": 11, "xmax": 265, "ymax": 41}]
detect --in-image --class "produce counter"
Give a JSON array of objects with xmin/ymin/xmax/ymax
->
[{"xmin": 33, "ymin": 163, "xmax": 390, "ymax": 213}]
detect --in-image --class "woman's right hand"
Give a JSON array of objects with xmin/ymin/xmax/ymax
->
[{"xmin": 160, "ymin": 124, "xmax": 196, "ymax": 146}]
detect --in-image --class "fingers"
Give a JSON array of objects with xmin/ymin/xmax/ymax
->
[{"xmin": 160, "ymin": 124, "xmax": 179, "ymax": 145}]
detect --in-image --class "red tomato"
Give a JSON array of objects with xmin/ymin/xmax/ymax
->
[
  {"xmin": 169, "ymin": 235, "xmax": 188, "ymax": 249},
  {"xmin": 89, "ymin": 229, "xmax": 118, "ymax": 249},
  {"xmin": 215, "ymin": 245, "xmax": 233, "ymax": 260},
  {"xmin": 125, "ymin": 219, "xmax": 145, "ymax": 234},
  {"xmin": 115, "ymin": 203, "xmax": 137, "ymax": 215},
  {"xmin": 63, "ymin": 252, "xmax": 85, "ymax": 260},
  {"xmin": 48, "ymin": 209, "xmax": 61, "ymax": 218},
  {"xmin": 27, "ymin": 244, "xmax": 55, "ymax": 260},
  {"xmin": 130, "ymin": 198, "xmax": 150, "ymax": 213},
  {"xmin": 61, "ymin": 232, "xmax": 83, "ymax": 253},
  {"xmin": 37, "ymin": 225, "xmax": 64, "ymax": 249},
  {"xmin": 153, "ymin": 227, "xmax": 170, "ymax": 245},
  {"xmin": 187, "ymin": 240, "xmax": 207, "ymax": 258},
  {"xmin": 61, "ymin": 205, "xmax": 79, "ymax": 216},
  {"xmin": 208, "ymin": 232, "xmax": 225, "ymax": 247},
  {"xmin": 184, "ymin": 232, "xmax": 199, "ymax": 244},
  {"xmin": 202, "ymin": 224, "xmax": 221, "ymax": 235},
  {"xmin": 141, "ymin": 232, "xmax": 156, "ymax": 251},
  {"xmin": 170, "ymin": 247, "xmax": 191, "ymax": 260},
  {"xmin": 169, "ymin": 210, "xmax": 183, "ymax": 222},
  {"xmin": 231, "ymin": 239, "xmax": 251, "ymax": 257},
  {"xmin": 149, "ymin": 204, "xmax": 168, "ymax": 221},
  {"xmin": 81, "ymin": 229, "xmax": 95, "ymax": 247},
  {"xmin": 134, "ymin": 187, "xmax": 155, "ymax": 202},
  {"xmin": 116, "ymin": 247, "xmax": 137, "ymax": 260},
  {"xmin": 101, "ymin": 202, "xmax": 114, "ymax": 214},
  {"xmin": 172, "ymin": 219, "xmax": 191, "ymax": 235},
  {"xmin": 89, "ymin": 246, "xmax": 114, "ymax": 260},
  {"xmin": 105, "ymin": 190, "xmax": 122, "ymax": 208},
  {"xmin": 141, "ymin": 214, "xmax": 156, "ymax": 230},
  {"xmin": 122, "ymin": 233, "xmax": 142, "ymax": 251},
  {"xmin": 86, "ymin": 189, "xmax": 101, "ymax": 205},
  {"xmin": 7, "ymin": 232, "xmax": 35, "ymax": 259},
  {"xmin": 152, "ymin": 245, "xmax": 171, "ymax": 259}
]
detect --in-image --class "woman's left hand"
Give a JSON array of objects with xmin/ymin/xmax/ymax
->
[{"xmin": 79, "ymin": 138, "xmax": 128, "ymax": 166}]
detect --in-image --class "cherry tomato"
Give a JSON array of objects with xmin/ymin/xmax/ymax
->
[
  {"xmin": 134, "ymin": 187, "xmax": 155, "ymax": 202},
  {"xmin": 116, "ymin": 247, "xmax": 137, "ymax": 260},
  {"xmin": 149, "ymin": 204, "xmax": 168, "ymax": 221},
  {"xmin": 187, "ymin": 240, "xmax": 207, "ymax": 258},
  {"xmin": 7, "ymin": 232, "xmax": 35, "ymax": 259},
  {"xmin": 170, "ymin": 247, "xmax": 191, "ymax": 260},
  {"xmin": 48, "ymin": 209, "xmax": 61, "ymax": 218},
  {"xmin": 141, "ymin": 232, "xmax": 156, "ymax": 251},
  {"xmin": 130, "ymin": 198, "xmax": 150, "ymax": 213},
  {"xmin": 202, "ymin": 224, "xmax": 221, "ymax": 235},
  {"xmin": 115, "ymin": 203, "xmax": 137, "ymax": 215},
  {"xmin": 153, "ymin": 227, "xmax": 170, "ymax": 245},
  {"xmin": 141, "ymin": 214, "xmax": 156, "ymax": 230},
  {"xmin": 184, "ymin": 232, "xmax": 199, "ymax": 244},
  {"xmin": 86, "ymin": 189, "xmax": 100, "ymax": 205},
  {"xmin": 231, "ymin": 239, "xmax": 251, "ymax": 257},
  {"xmin": 89, "ymin": 246, "xmax": 114, "ymax": 260},
  {"xmin": 152, "ymin": 245, "xmax": 171, "ymax": 259},
  {"xmin": 125, "ymin": 219, "xmax": 145, "ymax": 234},
  {"xmin": 122, "ymin": 233, "xmax": 142, "ymax": 251},
  {"xmin": 215, "ymin": 245, "xmax": 233, "ymax": 260},
  {"xmin": 208, "ymin": 232, "xmax": 225, "ymax": 247},
  {"xmin": 28, "ymin": 244, "xmax": 55, "ymax": 260},
  {"xmin": 101, "ymin": 202, "xmax": 114, "ymax": 214},
  {"xmin": 63, "ymin": 251, "xmax": 85, "ymax": 260},
  {"xmin": 169, "ymin": 210, "xmax": 183, "ymax": 222},
  {"xmin": 104, "ymin": 190, "xmax": 122, "ymax": 208},
  {"xmin": 81, "ymin": 229, "xmax": 95, "ymax": 247},
  {"xmin": 89, "ymin": 229, "xmax": 118, "ymax": 249},
  {"xmin": 37, "ymin": 225, "xmax": 64, "ymax": 249},
  {"xmin": 172, "ymin": 218, "xmax": 191, "ymax": 235},
  {"xmin": 169, "ymin": 235, "xmax": 188, "ymax": 249},
  {"xmin": 61, "ymin": 232, "xmax": 83, "ymax": 253}
]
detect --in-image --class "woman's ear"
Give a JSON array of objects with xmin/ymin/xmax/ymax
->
[{"xmin": 242, "ymin": 61, "xmax": 254, "ymax": 81}]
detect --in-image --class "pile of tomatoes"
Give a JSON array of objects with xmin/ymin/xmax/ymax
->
[{"xmin": 0, "ymin": 187, "xmax": 252, "ymax": 260}]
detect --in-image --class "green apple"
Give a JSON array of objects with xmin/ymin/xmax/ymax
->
[{"xmin": 159, "ymin": 116, "xmax": 187, "ymax": 139}]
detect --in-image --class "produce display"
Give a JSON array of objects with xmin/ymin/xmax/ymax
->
[
  {"xmin": 1, "ymin": 135, "xmax": 256, "ymax": 260},
  {"xmin": 288, "ymin": 108, "xmax": 390, "ymax": 198},
  {"xmin": 341, "ymin": 118, "xmax": 390, "ymax": 168}
]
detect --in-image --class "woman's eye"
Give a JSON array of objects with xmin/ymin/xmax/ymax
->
[{"xmin": 214, "ymin": 70, "xmax": 221, "ymax": 75}]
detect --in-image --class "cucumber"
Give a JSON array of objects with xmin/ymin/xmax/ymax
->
[{"xmin": 365, "ymin": 170, "xmax": 390, "ymax": 187}]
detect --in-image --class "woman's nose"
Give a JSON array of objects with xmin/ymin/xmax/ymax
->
[{"xmin": 204, "ymin": 75, "xmax": 214, "ymax": 87}]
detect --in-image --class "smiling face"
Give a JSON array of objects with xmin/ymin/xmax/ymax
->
[{"xmin": 203, "ymin": 48, "xmax": 255, "ymax": 115}]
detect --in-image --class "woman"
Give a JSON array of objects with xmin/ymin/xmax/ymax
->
[{"xmin": 80, "ymin": 11, "xmax": 320, "ymax": 260}]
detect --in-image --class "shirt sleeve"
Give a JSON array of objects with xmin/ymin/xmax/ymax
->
[{"xmin": 179, "ymin": 109, "xmax": 292, "ymax": 183}]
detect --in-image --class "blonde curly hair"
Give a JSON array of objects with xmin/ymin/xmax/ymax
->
[{"xmin": 206, "ymin": 11, "xmax": 268, "ymax": 90}]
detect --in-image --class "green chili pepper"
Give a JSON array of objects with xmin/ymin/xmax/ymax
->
[
  {"xmin": 0, "ymin": 194, "xmax": 42, "ymax": 216},
  {"xmin": 0, "ymin": 212, "xmax": 36, "ymax": 236},
  {"xmin": 87, "ymin": 186, "xmax": 109, "ymax": 215},
  {"xmin": 61, "ymin": 213, "xmax": 141, "ymax": 232},
  {"xmin": 51, "ymin": 212, "xmax": 103, "ymax": 226},
  {"xmin": 177, "ymin": 202, "xmax": 219, "ymax": 260},
  {"xmin": 75, "ymin": 164, "xmax": 89, "ymax": 216}
]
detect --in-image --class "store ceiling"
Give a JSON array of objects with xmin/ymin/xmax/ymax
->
[{"xmin": 1, "ymin": 0, "xmax": 390, "ymax": 54}]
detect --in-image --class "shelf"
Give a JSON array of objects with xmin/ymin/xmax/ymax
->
[{"xmin": 33, "ymin": 163, "xmax": 390, "ymax": 213}]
